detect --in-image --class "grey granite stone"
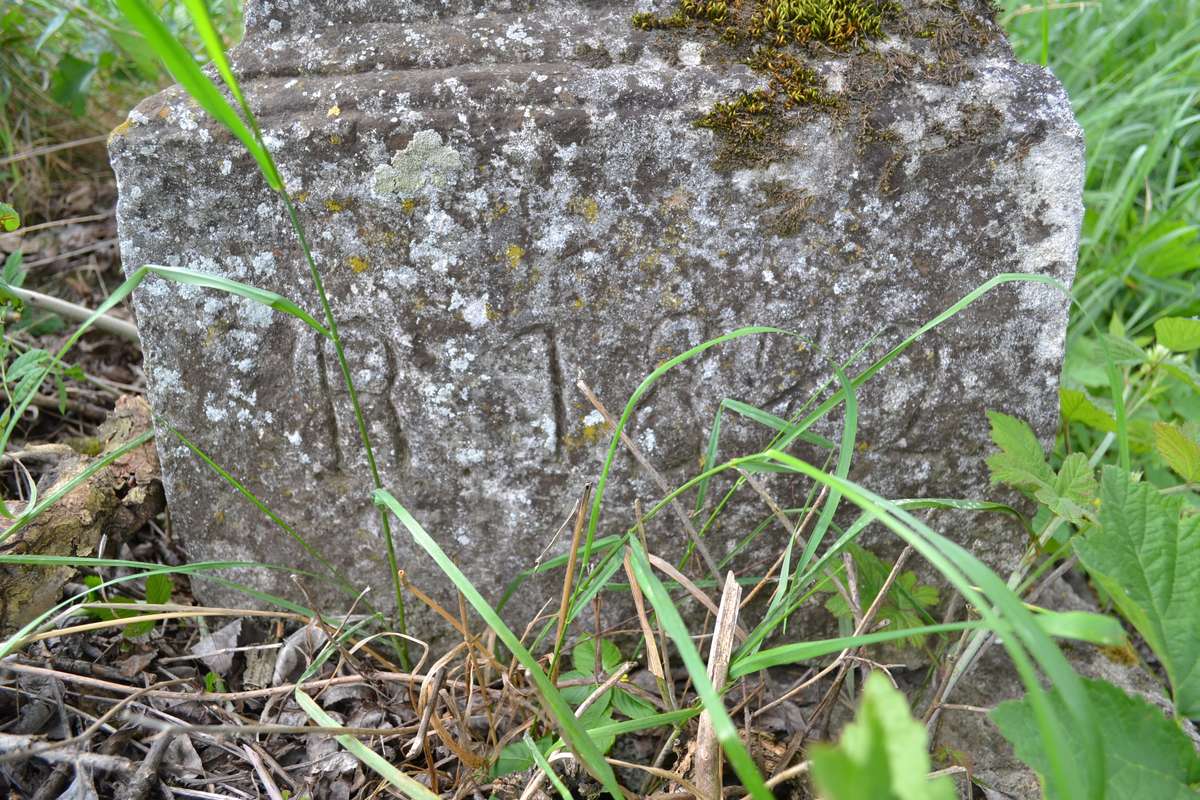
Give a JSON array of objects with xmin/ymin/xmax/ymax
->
[{"xmin": 109, "ymin": 0, "xmax": 1083, "ymax": 634}]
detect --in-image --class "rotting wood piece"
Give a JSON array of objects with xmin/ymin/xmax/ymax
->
[{"xmin": 0, "ymin": 396, "xmax": 163, "ymax": 633}]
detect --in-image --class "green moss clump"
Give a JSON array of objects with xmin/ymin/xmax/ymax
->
[{"xmin": 749, "ymin": 0, "xmax": 893, "ymax": 48}]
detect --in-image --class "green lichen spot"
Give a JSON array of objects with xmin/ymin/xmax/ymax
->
[
  {"xmin": 325, "ymin": 199, "xmax": 347, "ymax": 213},
  {"xmin": 348, "ymin": 255, "xmax": 370, "ymax": 273}
]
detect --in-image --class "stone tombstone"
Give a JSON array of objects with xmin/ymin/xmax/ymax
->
[{"xmin": 110, "ymin": 0, "xmax": 1083, "ymax": 633}]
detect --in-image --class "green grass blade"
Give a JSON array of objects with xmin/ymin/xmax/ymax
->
[
  {"xmin": 525, "ymin": 732, "xmax": 575, "ymax": 800},
  {"xmin": 373, "ymin": 489, "xmax": 625, "ymax": 799},
  {"xmin": 295, "ymin": 689, "xmax": 439, "ymax": 800},
  {"xmin": 732, "ymin": 621, "xmax": 985, "ymax": 677},
  {"xmin": 114, "ymin": 0, "xmax": 282, "ymax": 189},
  {"xmin": 627, "ymin": 541, "xmax": 773, "ymax": 799},
  {"xmin": 756, "ymin": 450, "xmax": 1101, "ymax": 800},
  {"xmin": 145, "ymin": 265, "xmax": 329, "ymax": 336}
]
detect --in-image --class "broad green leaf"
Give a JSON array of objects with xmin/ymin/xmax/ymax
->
[
  {"xmin": 557, "ymin": 669, "xmax": 611, "ymax": 708},
  {"xmin": 1154, "ymin": 422, "xmax": 1200, "ymax": 483},
  {"xmin": 145, "ymin": 572, "xmax": 173, "ymax": 604},
  {"xmin": 986, "ymin": 411, "xmax": 1054, "ymax": 492},
  {"xmin": 1155, "ymin": 317, "xmax": 1200, "ymax": 353},
  {"xmin": 993, "ymin": 678, "xmax": 1200, "ymax": 800},
  {"xmin": 1074, "ymin": 467, "xmax": 1200, "ymax": 717},
  {"xmin": 491, "ymin": 735, "xmax": 554, "ymax": 778},
  {"xmin": 1059, "ymin": 388, "xmax": 1116, "ymax": 433},
  {"xmin": 0, "ymin": 203, "xmax": 19, "ymax": 232},
  {"xmin": 611, "ymin": 687, "xmax": 657, "ymax": 720},
  {"xmin": 809, "ymin": 672, "xmax": 956, "ymax": 800},
  {"xmin": 572, "ymin": 636, "xmax": 622, "ymax": 676},
  {"xmin": 49, "ymin": 54, "xmax": 97, "ymax": 116},
  {"xmin": 1033, "ymin": 453, "xmax": 1098, "ymax": 525},
  {"xmin": 1098, "ymin": 333, "xmax": 1146, "ymax": 365}
]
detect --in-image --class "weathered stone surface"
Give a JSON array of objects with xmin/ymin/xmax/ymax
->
[{"xmin": 109, "ymin": 0, "xmax": 1083, "ymax": 631}]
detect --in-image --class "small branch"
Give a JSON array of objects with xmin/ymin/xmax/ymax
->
[
  {"xmin": 694, "ymin": 572, "xmax": 742, "ymax": 800},
  {"xmin": 5, "ymin": 285, "xmax": 140, "ymax": 344}
]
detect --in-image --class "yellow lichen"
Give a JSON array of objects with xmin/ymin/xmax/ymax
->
[
  {"xmin": 569, "ymin": 196, "xmax": 600, "ymax": 224},
  {"xmin": 325, "ymin": 199, "xmax": 347, "ymax": 213},
  {"xmin": 107, "ymin": 119, "xmax": 134, "ymax": 145},
  {"xmin": 348, "ymin": 255, "xmax": 370, "ymax": 273},
  {"xmin": 329, "ymin": 134, "xmax": 344, "ymax": 145},
  {"xmin": 327, "ymin": 104, "xmax": 341, "ymax": 117},
  {"xmin": 401, "ymin": 198, "xmax": 418, "ymax": 215},
  {"xmin": 505, "ymin": 244, "xmax": 526, "ymax": 269}
]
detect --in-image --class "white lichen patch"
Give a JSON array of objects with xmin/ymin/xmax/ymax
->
[{"xmin": 372, "ymin": 129, "xmax": 463, "ymax": 198}]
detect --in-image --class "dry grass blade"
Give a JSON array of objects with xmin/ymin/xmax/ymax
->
[
  {"xmin": 551, "ymin": 484, "xmax": 591, "ymax": 684},
  {"xmin": 624, "ymin": 549, "xmax": 665, "ymax": 682},
  {"xmin": 646, "ymin": 553, "xmax": 749, "ymax": 643},
  {"xmin": 694, "ymin": 572, "xmax": 742, "ymax": 800}
]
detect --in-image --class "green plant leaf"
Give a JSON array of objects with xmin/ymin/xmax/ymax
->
[
  {"xmin": 1029, "ymin": 610, "xmax": 1126, "ymax": 647},
  {"xmin": 114, "ymin": 0, "xmax": 282, "ymax": 189},
  {"xmin": 821, "ymin": 544, "xmax": 939, "ymax": 644},
  {"xmin": 1154, "ymin": 317, "xmax": 1200, "ymax": 352},
  {"xmin": 572, "ymin": 636, "xmax": 622, "ymax": 676},
  {"xmin": 490, "ymin": 735, "xmax": 554, "ymax": 779},
  {"xmin": 49, "ymin": 53, "xmax": 97, "ymax": 116},
  {"xmin": 0, "ymin": 203, "xmax": 19, "ymax": 233},
  {"xmin": 1154, "ymin": 422, "xmax": 1200, "ymax": 483},
  {"xmin": 1033, "ymin": 453, "xmax": 1099, "ymax": 525},
  {"xmin": 993, "ymin": 678, "xmax": 1200, "ymax": 800},
  {"xmin": 145, "ymin": 572, "xmax": 173, "ymax": 604},
  {"xmin": 1074, "ymin": 467, "xmax": 1200, "ymax": 717},
  {"xmin": 611, "ymin": 687, "xmax": 657, "ymax": 720},
  {"xmin": 626, "ymin": 542, "xmax": 773, "ymax": 799},
  {"xmin": 986, "ymin": 411, "xmax": 1054, "ymax": 492},
  {"xmin": 809, "ymin": 672, "xmax": 956, "ymax": 800},
  {"xmin": 1059, "ymin": 388, "xmax": 1116, "ymax": 433}
]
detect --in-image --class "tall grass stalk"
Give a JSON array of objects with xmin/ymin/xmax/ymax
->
[{"xmin": 110, "ymin": 0, "xmax": 411, "ymax": 657}]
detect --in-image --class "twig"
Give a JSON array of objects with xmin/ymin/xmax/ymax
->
[
  {"xmin": 0, "ymin": 135, "xmax": 108, "ymax": 167},
  {"xmin": 5, "ymin": 211, "xmax": 113, "ymax": 236},
  {"xmin": 405, "ymin": 666, "xmax": 447, "ymax": 758},
  {"xmin": 117, "ymin": 733, "xmax": 171, "ymax": 800},
  {"xmin": 695, "ymin": 572, "xmax": 742, "ymax": 800},
  {"xmin": 0, "ymin": 732, "xmax": 135, "ymax": 772},
  {"xmin": 241, "ymin": 743, "xmax": 286, "ymax": 800},
  {"xmin": 771, "ymin": 547, "xmax": 914, "ymax": 776}
]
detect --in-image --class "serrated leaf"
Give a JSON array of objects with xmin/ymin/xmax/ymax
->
[
  {"xmin": 1074, "ymin": 467, "xmax": 1200, "ymax": 717},
  {"xmin": 1155, "ymin": 317, "xmax": 1200, "ymax": 353},
  {"xmin": 611, "ymin": 687, "xmax": 656, "ymax": 720},
  {"xmin": 1033, "ymin": 453, "xmax": 1098, "ymax": 525},
  {"xmin": 1154, "ymin": 423, "xmax": 1200, "ymax": 484},
  {"xmin": 1097, "ymin": 333, "xmax": 1147, "ymax": 365},
  {"xmin": 809, "ymin": 672, "xmax": 956, "ymax": 800},
  {"xmin": 985, "ymin": 411, "xmax": 1054, "ymax": 492},
  {"xmin": 823, "ymin": 545, "xmax": 939, "ymax": 645},
  {"xmin": 993, "ymin": 678, "xmax": 1200, "ymax": 800},
  {"xmin": 1059, "ymin": 388, "xmax": 1116, "ymax": 433}
]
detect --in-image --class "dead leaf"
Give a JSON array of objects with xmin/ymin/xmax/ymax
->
[{"xmin": 192, "ymin": 619, "xmax": 241, "ymax": 675}]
